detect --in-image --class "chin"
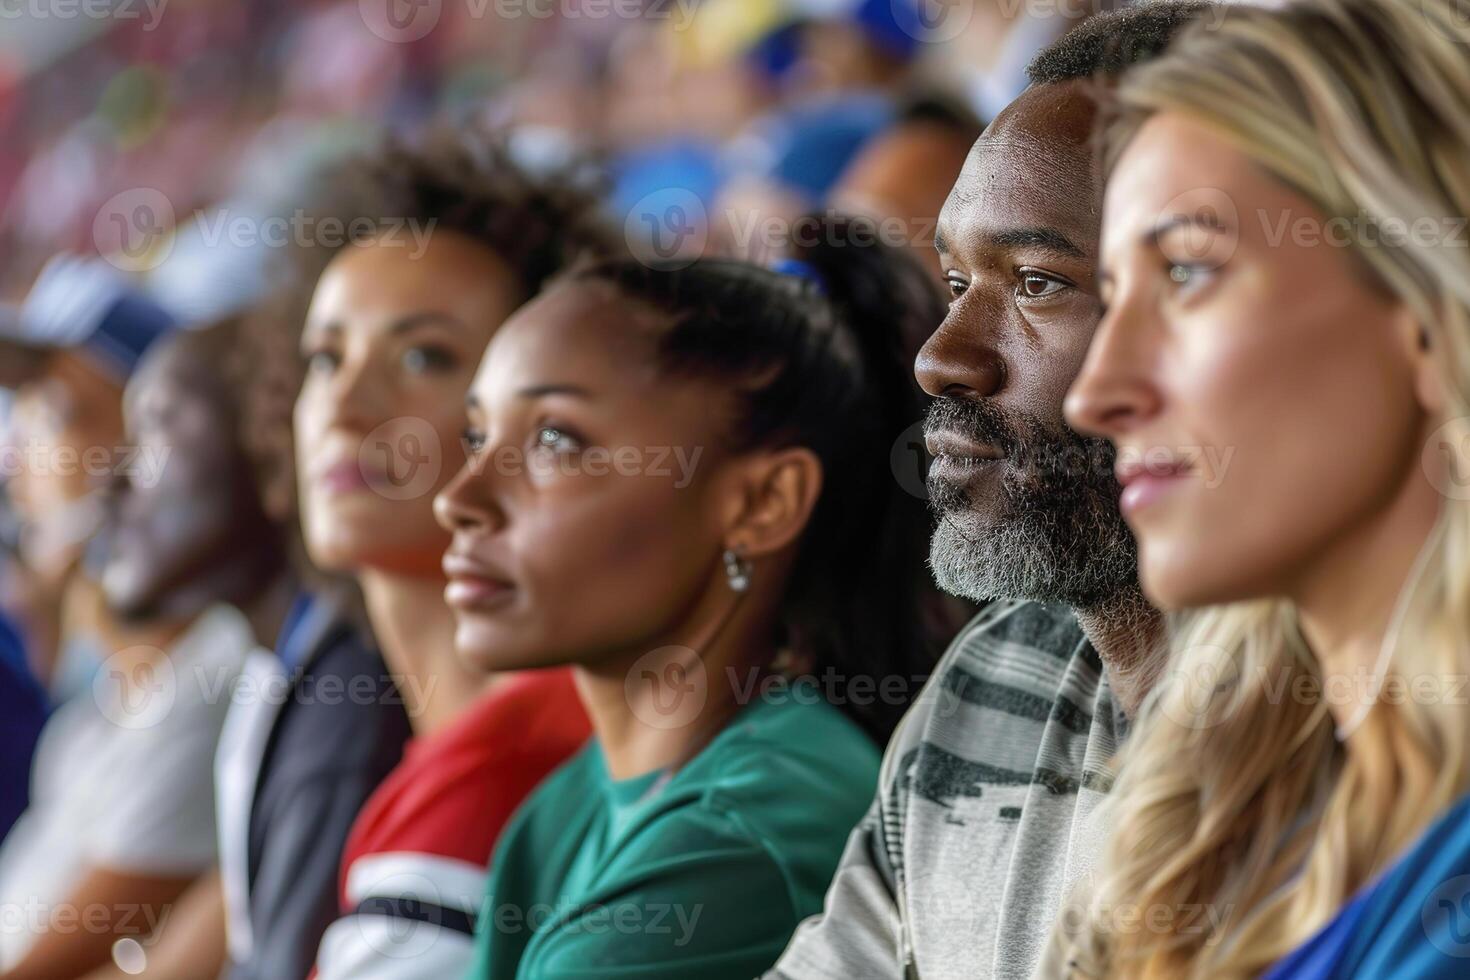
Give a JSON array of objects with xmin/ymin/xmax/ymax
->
[
  {"xmin": 1140, "ymin": 546, "xmax": 1238, "ymax": 612},
  {"xmin": 451, "ymin": 619, "xmax": 556, "ymax": 674}
]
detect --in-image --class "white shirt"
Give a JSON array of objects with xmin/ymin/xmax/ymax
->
[{"xmin": 0, "ymin": 604, "xmax": 254, "ymax": 968}]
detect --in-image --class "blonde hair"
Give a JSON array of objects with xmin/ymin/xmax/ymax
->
[{"xmin": 1064, "ymin": 0, "xmax": 1470, "ymax": 976}]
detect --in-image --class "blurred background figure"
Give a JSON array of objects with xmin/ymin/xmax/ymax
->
[
  {"xmin": 0, "ymin": 278, "xmax": 257, "ymax": 980},
  {"xmin": 76, "ymin": 313, "xmax": 411, "ymax": 980},
  {"xmin": 0, "ymin": 0, "xmax": 1105, "ymax": 299}
]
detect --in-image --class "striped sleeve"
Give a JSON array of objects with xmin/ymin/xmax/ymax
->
[{"xmin": 314, "ymin": 852, "xmax": 486, "ymax": 979}]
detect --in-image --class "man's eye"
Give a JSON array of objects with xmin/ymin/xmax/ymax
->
[
  {"xmin": 945, "ymin": 276, "xmax": 968, "ymax": 300},
  {"xmin": 463, "ymin": 428, "xmax": 486, "ymax": 454},
  {"xmin": 1018, "ymin": 273, "xmax": 1067, "ymax": 299}
]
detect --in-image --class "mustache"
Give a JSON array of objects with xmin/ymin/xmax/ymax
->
[
  {"xmin": 922, "ymin": 395, "xmax": 1119, "ymax": 488},
  {"xmin": 922, "ymin": 395, "xmax": 1024, "ymax": 458}
]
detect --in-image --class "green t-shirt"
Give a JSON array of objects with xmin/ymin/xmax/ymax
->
[{"xmin": 467, "ymin": 684, "xmax": 880, "ymax": 979}]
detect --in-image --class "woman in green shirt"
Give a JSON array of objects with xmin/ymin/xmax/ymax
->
[{"xmin": 433, "ymin": 213, "xmax": 946, "ymax": 979}]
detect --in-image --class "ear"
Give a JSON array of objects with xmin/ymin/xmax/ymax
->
[
  {"xmin": 1394, "ymin": 304, "xmax": 1446, "ymax": 416},
  {"xmin": 723, "ymin": 446, "xmax": 824, "ymax": 560}
]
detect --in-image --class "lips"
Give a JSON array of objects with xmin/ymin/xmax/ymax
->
[
  {"xmin": 314, "ymin": 458, "xmax": 373, "ymax": 495},
  {"xmin": 1115, "ymin": 452, "xmax": 1193, "ymax": 517},
  {"xmin": 924, "ymin": 429, "xmax": 1005, "ymax": 465},
  {"xmin": 443, "ymin": 549, "xmax": 517, "ymax": 611}
]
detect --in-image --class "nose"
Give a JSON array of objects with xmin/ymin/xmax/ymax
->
[
  {"xmin": 914, "ymin": 301, "xmax": 1007, "ymax": 401},
  {"xmin": 433, "ymin": 456, "xmax": 503, "ymax": 535},
  {"xmin": 1063, "ymin": 294, "xmax": 1162, "ymax": 440},
  {"xmin": 314, "ymin": 357, "xmax": 383, "ymax": 436}
]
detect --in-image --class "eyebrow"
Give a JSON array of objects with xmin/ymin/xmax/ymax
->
[
  {"xmin": 389, "ymin": 312, "xmax": 464, "ymax": 335},
  {"xmin": 986, "ymin": 227, "xmax": 1086, "ymax": 258},
  {"xmin": 1150, "ymin": 210, "xmax": 1232, "ymax": 244},
  {"xmin": 465, "ymin": 383, "xmax": 595, "ymax": 412}
]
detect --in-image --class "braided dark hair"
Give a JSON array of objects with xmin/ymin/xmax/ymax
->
[{"xmin": 569, "ymin": 212, "xmax": 946, "ymax": 744}]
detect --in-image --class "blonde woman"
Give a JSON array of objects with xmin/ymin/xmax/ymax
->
[{"xmin": 1056, "ymin": 0, "xmax": 1470, "ymax": 976}]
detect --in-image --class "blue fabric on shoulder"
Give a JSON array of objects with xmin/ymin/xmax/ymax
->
[{"xmin": 1263, "ymin": 791, "xmax": 1470, "ymax": 978}]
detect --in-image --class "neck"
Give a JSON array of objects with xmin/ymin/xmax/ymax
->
[
  {"xmin": 574, "ymin": 581, "xmax": 776, "ymax": 781},
  {"xmin": 358, "ymin": 568, "xmax": 494, "ymax": 736},
  {"xmin": 1292, "ymin": 465, "xmax": 1442, "ymax": 733},
  {"xmin": 1075, "ymin": 586, "xmax": 1165, "ymax": 719}
]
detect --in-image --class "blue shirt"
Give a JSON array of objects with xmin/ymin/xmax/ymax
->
[
  {"xmin": 1264, "ymin": 791, "xmax": 1470, "ymax": 978},
  {"xmin": 0, "ymin": 614, "xmax": 47, "ymax": 842}
]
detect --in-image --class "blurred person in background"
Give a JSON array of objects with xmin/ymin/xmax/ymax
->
[
  {"xmin": 0, "ymin": 256, "xmax": 177, "ymax": 702},
  {"xmin": 71, "ymin": 309, "xmax": 412, "ymax": 980},
  {"xmin": 829, "ymin": 97, "xmax": 982, "ymax": 283},
  {"xmin": 291, "ymin": 131, "xmax": 609, "ymax": 977},
  {"xmin": 0, "ymin": 280, "xmax": 259, "ymax": 980},
  {"xmin": 435, "ymin": 214, "xmax": 942, "ymax": 979}
]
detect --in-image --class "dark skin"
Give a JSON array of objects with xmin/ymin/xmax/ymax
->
[
  {"xmin": 101, "ymin": 332, "xmax": 288, "ymax": 630},
  {"xmin": 434, "ymin": 279, "xmax": 824, "ymax": 779},
  {"xmin": 916, "ymin": 79, "xmax": 1159, "ymax": 713},
  {"xmin": 10, "ymin": 331, "xmax": 287, "ymax": 980}
]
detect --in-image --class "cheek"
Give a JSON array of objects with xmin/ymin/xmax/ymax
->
[
  {"xmin": 1141, "ymin": 299, "xmax": 1423, "ymax": 607},
  {"xmin": 512, "ymin": 477, "xmax": 715, "ymax": 645}
]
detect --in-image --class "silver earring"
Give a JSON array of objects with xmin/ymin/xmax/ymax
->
[{"xmin": 723, "ymin": 549, "xmax": 751, "ymax": 593}]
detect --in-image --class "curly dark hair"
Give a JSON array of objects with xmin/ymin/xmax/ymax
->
[
  {"xmin": 239, "ymin": 127, "xmax": 618, "ymax": 546},
  {"xmin": 1025, "ymin": 2, "xmax": 1210, "ymax": 86}
]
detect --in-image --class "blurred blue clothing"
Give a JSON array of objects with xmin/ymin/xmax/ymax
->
[
  {"xmin": 0, "ymin": 614, "xmax": 48, "ymax": 843},
  {"xmin": 1263, "ymin": 791, "xmax": 1470, "ymax": 978},
  {"xmin": 726, "ymin": 93, "xmax": 894, "ymax": 203}
]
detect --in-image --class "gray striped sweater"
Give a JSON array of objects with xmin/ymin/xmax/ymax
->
[{"xmin": 764, "ymin": 600, "xmax": 1126, "ymax": 980}]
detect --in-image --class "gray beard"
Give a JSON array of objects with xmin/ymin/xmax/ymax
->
[{"xmin": 927, "ymin": 476, "xmax": 1139, "ymax": 610}]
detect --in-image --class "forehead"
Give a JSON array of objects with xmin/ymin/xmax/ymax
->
[
  {"xmin": 938, "ymin": 82, "xmax": 1100, "ymax": 253},
  {"xmin": 476, "ymin": 279, "xmax": 662, "ymax": 393},
  {"xmin": 309, "ymin": 232, "xmax": 516, "ymax": 321}
]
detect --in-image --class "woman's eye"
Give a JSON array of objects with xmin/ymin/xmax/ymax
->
[
  {"xmin": 402, "ymin": 345, "xmax": 457, "ymax": 374},
  {"xmin": 535, "ymin": 426, "xmax": 581, "ymax": 454},
  {"xmin": 463, "ymin": 427, "xmax": 487, "ymax": 454},
  {"xmin": 1167, "ymin": 262, "xmax": 1212, "ymax": 290},
  {"xmin": 1018, "ymin": 273, "xmax": 1067, "ymax": 300},
  {"xmin": 303, "ymin": 349, "xmax": 340, "ymax": 374}
]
